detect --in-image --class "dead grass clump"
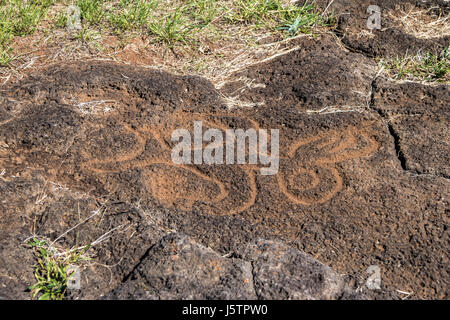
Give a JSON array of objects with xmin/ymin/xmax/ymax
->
[{"xmin": 387, "ymin": 4, "xmax": 450, "ymax": 39}]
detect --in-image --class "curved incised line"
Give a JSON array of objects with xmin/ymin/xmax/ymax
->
[
  {"xmin": 228, "ymin": 167, "xmax": 258, "ymax": 216},
  {"xmin": 317, "ymin": 130, "xmax": 379, "ymax": 165},
  {"xmin": 0, "ymin": 117, "xmax": 15, "ymax": 127},
  {"xmin": 144, "ymin": 162, "xmax": 229, "ymax": 203},
  {"xmin": 82, "ymin": 124, "xmax": 147, "ymax": 173},
  {"xmin": 285, "ymin": 134, "xmax": 324, "ymax": 158},
  {"xmin": 141, "ymin": 113, "xmax": 260, "ymax": 215},
  {"xmin": 82, "ymin": 114, "xmax": 379, "ymax": 213},
  {"xmin": 140, "ymin": 112, "xmax": 256, "ymax": 152},
  {"xmin": 83, "ymin": 116, "xmax": 261, "ymax": 215},
  {"xmin": 286, "ymin": 167, "xmax": 321, "ymax": 191},
  {"xmin": 277, "ymin": 166, "xmax": 343, "ymax": 206},
  {"xmin": 83, "ymin": 123, "xmax": 228, "ymax": 203},
  {"xmin": 278, "ymin": 123, "xmax": 378, "ymax": 206}
]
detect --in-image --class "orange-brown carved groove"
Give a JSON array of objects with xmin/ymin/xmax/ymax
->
[{"xmin": 82, "ymin": 117, "xmax": 379, "ymax": 214}]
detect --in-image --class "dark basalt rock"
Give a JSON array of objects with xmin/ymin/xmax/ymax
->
[
  {"xmin": 104, "ymin": 234, "xmax": 355, "ymax": 300},
  {"xmin": 0, "ymin": 22, "xmax": 448, "ymax": 299}
]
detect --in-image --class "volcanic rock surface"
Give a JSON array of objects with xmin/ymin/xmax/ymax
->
[
  {"xmin": 313, "ymin": 0, "xmax": 450, "ymax": 57},
  {"xmin": 0, "ymin": 1, "xmax": 449, "ymax": 300}
]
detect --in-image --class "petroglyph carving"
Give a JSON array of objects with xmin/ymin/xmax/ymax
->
[
  {"xmin": 277, "ymin": 123, "xmax": 379, "ymax": 205},
  {"xmin": 82, "ymin": 114, "xmax": 378, "ymax": 215}
]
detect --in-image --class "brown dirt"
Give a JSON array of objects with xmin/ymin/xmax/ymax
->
[{"xmin": 0, "ymin": 1, "xmax": 448, "ymax": 300}]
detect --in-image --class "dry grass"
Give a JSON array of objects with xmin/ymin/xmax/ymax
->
[
  {"xmin": 387, "ymin": 4, "xmax": 450, "ymax": 39},
  {"xmin": 0, "ymin": 0, "xmax": 334, "ymax": 87},
  {"xmin": 380, "ymin": 46, "xmax": 449, "ymax": 83}
]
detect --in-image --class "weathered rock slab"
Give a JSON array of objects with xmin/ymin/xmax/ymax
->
[
  {"xmin": 242, "ymin": 239, "xmax": 346, "ymax": 300},
  {"xmin": 105, "ymin": 233, "xmax": 257, "ymax": 299}
]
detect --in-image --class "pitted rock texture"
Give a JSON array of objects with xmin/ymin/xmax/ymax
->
[
  {"xmin": 104, "ymin": 235, "xmax": 353, "ymax": 300},
  {"xmin": 313, "ymin": 0, "xmax": 449, "ymax": 57},
  {"xmin": 221, "ymin": 35, "xmax": 377, "ymax": 111},
  {"xmin": 104, "ymin": 233, "xmax": 256, "ymax": 300},
  {"xmin": 242, "ymin": 239, "xmax": 346, "ymax": 300},
  {"xmin": 0, "ymin": 31, "xmax": 448, "ymax": 300},
  {"xmin": 372, "ymin": 79, "xmax": 450, "ymax": 178}
]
